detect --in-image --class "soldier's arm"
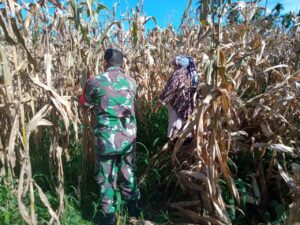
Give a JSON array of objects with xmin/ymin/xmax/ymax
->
[{"xmin": 81, "ymin": 77, "xmax": 96, "ymax": 108}]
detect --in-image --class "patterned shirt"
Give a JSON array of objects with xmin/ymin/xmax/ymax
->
[
  {"xmin": 159, "ymin": 68, "xmax": 198, "ymax": 120},
  {"xmin": 85, "ymin": 66, "xmax": 137, "ymax": 156}
]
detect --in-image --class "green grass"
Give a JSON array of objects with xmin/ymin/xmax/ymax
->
[
  {"xmin": 0, "ymin": 181, "xmax": 26, "ymax": 225},
  {"xmin": 0, "ymin": 178, "xmax": 92, "ymax": 225}
]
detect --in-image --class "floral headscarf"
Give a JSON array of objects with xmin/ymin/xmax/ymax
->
[{"xmin": 172, "ymin": 55, "xmax": 199, "ymax": 86}]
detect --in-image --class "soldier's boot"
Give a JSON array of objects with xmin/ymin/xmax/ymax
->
[
  {"xmin": 102, "ymin": 213, "xmax": 116, "ymax": 225},
  {"xmin": 127, "ymin": 200, "xmax": 140, "ymax": 218}
]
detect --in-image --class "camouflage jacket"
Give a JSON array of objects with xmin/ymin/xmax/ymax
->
[{"xmin": 85, "ymin": 66, "xmax": 137, "ymax": 156}]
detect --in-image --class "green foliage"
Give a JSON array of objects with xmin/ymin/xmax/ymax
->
[
  {"xmin": 0, "ymin": 181, "xmax": 26, "ymax": 225},
  {"xmin": 220, "ymin": 177, "xmax": 248, "ymax": 224},
  {"xmin": 132, "ymin": 21, "xmax": 139, "ymax": 46},
  {"xmin": 60, "ymin": 197, "xmax": 92, "ymax": 225},
  {"xmin": 262, "ymin": 200, "xmax": 287, "ymax": 225},
  {"xmin": 136, "ymin": 105, "xmax": 170, "ymax": 203},
  {"xmin": 224, "ymin": 148, "xmax": 297, "ymax": 225},
  {"xmin": 0, "ymin": 179, "xmax": 91, "ymax": 225}
]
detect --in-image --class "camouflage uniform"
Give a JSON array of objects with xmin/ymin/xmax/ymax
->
[{"xmin": 85, "ymin": 66, "xmax": 140, "ymax": 215}]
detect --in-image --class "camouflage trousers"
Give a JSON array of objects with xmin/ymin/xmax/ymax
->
[{"xmin": 94, "ymin": 151, "xmax": 140, "ymax": 214}]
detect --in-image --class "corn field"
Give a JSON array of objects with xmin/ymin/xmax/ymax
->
[{"xmin": 0, "ymin": 0, "xmax": 299, "ymax": 224}]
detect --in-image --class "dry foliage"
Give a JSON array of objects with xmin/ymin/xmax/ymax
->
[{"xmin": 0, "ymin": 0, "xmax": 299, "ymax": 225}]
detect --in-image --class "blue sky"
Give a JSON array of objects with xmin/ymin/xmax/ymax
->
[
  {"xmin": 100, "ymin": 0, "xmax": 299, "ymax": 28},
  {"xmin": 100, "ymin": 0, "xmax": 188, "ymax": 28}
]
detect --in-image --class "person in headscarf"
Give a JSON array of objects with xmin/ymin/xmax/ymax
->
[{"xmin": 154, "ymin": 55, "xmax": 200, "ymax": 139}]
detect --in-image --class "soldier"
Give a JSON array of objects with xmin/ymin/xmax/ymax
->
[{"xmin": 81, "ymin": 49, "xmax": 140, "ymax": 225}]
